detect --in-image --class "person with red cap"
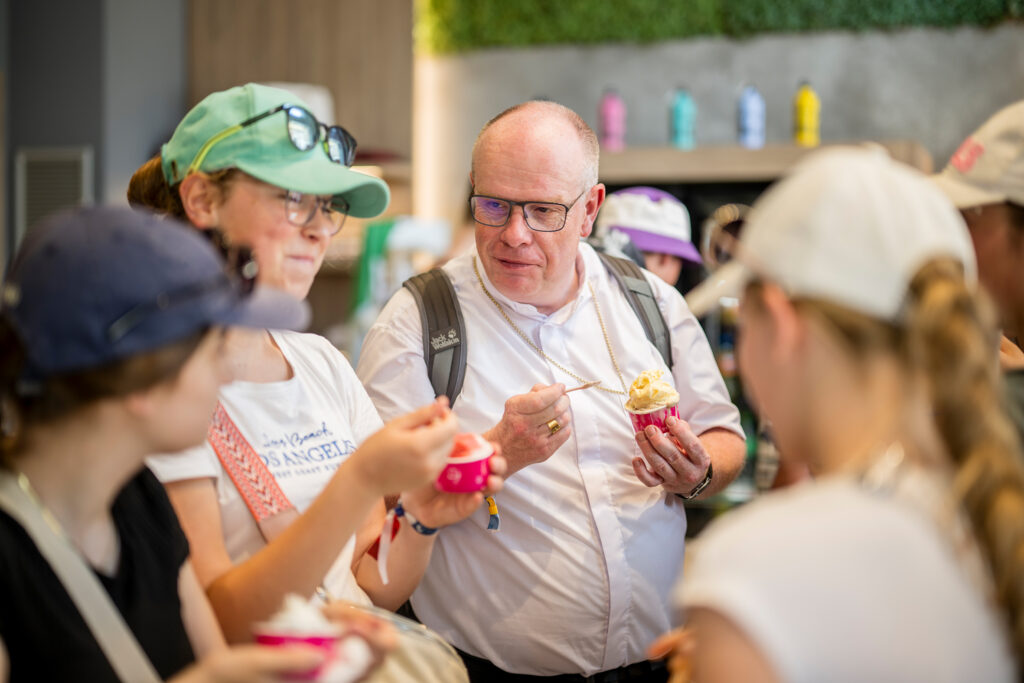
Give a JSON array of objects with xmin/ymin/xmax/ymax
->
[{"xmin": 931, "ymin": 101, "xmax": 1024, "ymax": 437}]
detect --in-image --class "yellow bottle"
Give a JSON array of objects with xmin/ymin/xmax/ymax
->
[{"xmin": 794, "ymin": 81, "xmax": 820, "ymax": 147}]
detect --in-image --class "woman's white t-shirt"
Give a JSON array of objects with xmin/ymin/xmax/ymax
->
[
  {"xmin": 148, "ymin": 330, "xmax": 383, "ymax": 603},
  {"xmin": 678, "ymin": 472, "xmax": 1018, "ymax": 683}
]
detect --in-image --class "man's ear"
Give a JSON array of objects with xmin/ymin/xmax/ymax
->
[
  {"xmin": 580, "ymin": 183, "xmax": 605, "ymax": 239},
  {"xmin": 178, "ymin": 173, "xmax": 221, "ymax": 230}
]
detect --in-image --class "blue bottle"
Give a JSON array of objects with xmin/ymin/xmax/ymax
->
[
  {"xmin": 670, "ymin": 88, "xmax": 696, "ymax": 150},
  {"xmin": 738, "ymin": 85, "xmax": 765, "ymax": 149}
]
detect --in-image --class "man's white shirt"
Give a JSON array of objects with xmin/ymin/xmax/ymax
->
[{"xmin": 356, "ymin": 242, "xmax": 742, "ymax": 676}]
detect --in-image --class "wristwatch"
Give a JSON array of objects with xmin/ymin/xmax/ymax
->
[{"xmin": 679, "ymin": 463, "xmax": 713, "ymax": 500}]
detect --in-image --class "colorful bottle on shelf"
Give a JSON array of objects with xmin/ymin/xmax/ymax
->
[
  {"xmin": 670, "ymin": 87, "xmax": 696, "ymax": 150},
  {"xmin": 599, "ymin": 88, "xmax": 626, "ymax": 151},
  {"xmin": 794, "ymin": 80, "xmax": 820, "ymax": 147},
  {"xmin": 738, "ymin": 85, "xmax": 765, "ymax": 149}
]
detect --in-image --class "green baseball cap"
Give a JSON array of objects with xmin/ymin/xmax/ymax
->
[{"xmin": 161, "ymin": 83, "xmax": 389, "ymax": 218}]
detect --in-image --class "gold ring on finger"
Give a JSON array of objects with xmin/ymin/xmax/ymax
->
[{"xmin": 546, "ymin": 419, "xmax": 561, "ymax": 436}]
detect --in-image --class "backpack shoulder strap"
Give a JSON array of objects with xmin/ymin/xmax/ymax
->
[
  {"xmin": 403, "ymin": 268, "xmax": 467, "ymax": 405},
  {"xmin": 598, "ymin": 251, "xmax": 674, "ymax": 370}
]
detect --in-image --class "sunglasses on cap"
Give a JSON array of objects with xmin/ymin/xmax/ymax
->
[
  {"xmin": 107, "ymin": 230, "xmax": 258, "ymax": 343},
  {"xmin": 186, "ymin": 103, "xmax": 358, "ymax": 176}
]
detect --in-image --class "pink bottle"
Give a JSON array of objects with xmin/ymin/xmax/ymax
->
[{"xmin": 599, "ymin": 88, "xmax": 626, "ymax": 151}]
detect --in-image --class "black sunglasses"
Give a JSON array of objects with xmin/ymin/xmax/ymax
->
[{"xmin": 186, "ymin": 103, "xmax": 357, "ymax": 174}]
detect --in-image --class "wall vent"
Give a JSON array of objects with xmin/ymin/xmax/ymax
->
[{"xmin": 15, "ymin": 146, "xmax": 94, "ymax": 247}]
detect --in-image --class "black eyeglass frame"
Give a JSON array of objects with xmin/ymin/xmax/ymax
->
[
  {"xmin": 107, "ymin": 231, "xmax": 258, "ymax": 343},
  {"xmin": 468, "ymin": 189, "xmax": 588, "ymax": 233},
  {"xmin": 107, "ymin": 273, "xmax": 240, "ymax": 343}
]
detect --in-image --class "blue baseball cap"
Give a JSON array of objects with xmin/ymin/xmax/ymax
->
[{"xmin": 1, "ymin": 206, "xmax": 310, "ymax": 378}]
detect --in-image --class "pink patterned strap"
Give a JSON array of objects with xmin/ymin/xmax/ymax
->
[{"xmin": 208, "ymin": 402, "xmax": 297, "ymax": 540}]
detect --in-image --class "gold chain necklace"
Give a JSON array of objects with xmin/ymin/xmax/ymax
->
[{"xmin": 473, "ymin": 257, "xmax": 628, "ymax": 396}]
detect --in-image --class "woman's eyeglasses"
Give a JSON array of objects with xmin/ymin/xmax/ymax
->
[
  {"xmin": 282, "ymin": 191, "xmax": 349, "ymax": 235},
  {"xmin": 186, "ymin": 103, "xmax": 358, "ymax": 176}
]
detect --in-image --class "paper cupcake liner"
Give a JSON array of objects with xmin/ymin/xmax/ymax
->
[{"xmin": 628, "ymin": 404, "xmax": 680, "ymax": 433}]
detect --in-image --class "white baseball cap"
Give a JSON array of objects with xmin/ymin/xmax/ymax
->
[
  {"xmin": 932, "ymin": 100, "xmax": 1024, "ymax": 208},
  {"xmin": 686, "ymin": 146, "xmax": 977, "ymax": 322}
]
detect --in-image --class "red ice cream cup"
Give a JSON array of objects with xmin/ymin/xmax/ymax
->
[
  {"xmin": 628, "ymin": 403, "xmax": 680, "ymax": 434},
  {"xmin": 435, "ymin": 432, "xmax": 493, "ymax": 493},
  {"xmin": 253, "ymin": 630, "xmax": 339, "ymax": 680}
]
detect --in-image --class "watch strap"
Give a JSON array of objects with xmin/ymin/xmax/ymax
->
[{"xmin": 679, "ymin": 462, "xmax": 713, "ymax": 500}]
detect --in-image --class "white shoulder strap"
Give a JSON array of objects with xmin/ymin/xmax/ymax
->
[{"xmin": 0, "ymin": 470, "xmax": 162, "ymax": 683}]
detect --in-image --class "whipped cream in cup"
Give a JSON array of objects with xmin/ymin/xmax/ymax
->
[{"xmin": 253, "ymin": 594, "xmax": 343, "ymax": 681}]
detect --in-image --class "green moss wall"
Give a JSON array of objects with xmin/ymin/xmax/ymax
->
[{"xmin": 416, "ymin": 0, "xmax": 1020, "ymax": 54}]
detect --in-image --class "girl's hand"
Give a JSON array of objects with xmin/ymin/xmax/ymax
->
[
  {"xmin": 347, "ymin": 398, "xmax": 458, "ymax": 495},
  {"xmin": 321, "ymin": 601, "xmax": 397, "ymax": 681},
  {"xmin": 401, "ymin": 443, "xmax": 506, "ymax": 528},
  {"xmin": 171, "ymin": 644, "xmax": 327, "ymax": 683}
]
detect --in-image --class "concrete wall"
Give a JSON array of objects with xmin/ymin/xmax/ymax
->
[
  {"xmin": 414, "ymin": 23, "xmax": 1024, "ymax": 228},
  {"xmin": 103, "ymin": 0, "xmax": 187, "ymax": 205},
  {"xmin": 8, "ymin": 0, "xmax": 105, "ymax": 243},
  {"xmin": 6, "ymin": 0, "xmax": 186, "ymax": 254}
]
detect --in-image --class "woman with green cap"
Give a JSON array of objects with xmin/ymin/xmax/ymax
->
[
  {"xmin": 0, "ymin": 206, "xmax": 340, "ymax": 681},
  {"xmin": 128, "ymin": 83, "xmax": 505, "ymax": 655}
]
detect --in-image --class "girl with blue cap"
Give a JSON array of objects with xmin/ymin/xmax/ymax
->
[{"xmin": 0, "ymin": 206, "xmax": 332, "ymax": 681}]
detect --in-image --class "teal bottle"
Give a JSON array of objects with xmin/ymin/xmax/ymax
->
[{"xmin": 670, "ymin": 88, "xmax": 696, "ymax": 150}]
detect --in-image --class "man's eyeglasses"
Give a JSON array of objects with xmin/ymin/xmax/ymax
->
[
  {"xmin": 186, "ymin": 104, "xmax": 358, "ymax": 176},
  {"xmin": 469, "ymin": 189, "xmax": 587, "ymax": 233},
  {"xmin": 107, "ymin": 232, "xmax": 258, "ymax": 343},
  {"xmin": 281, "ymin": 191, "xmax": 350, "ymax": 235}
]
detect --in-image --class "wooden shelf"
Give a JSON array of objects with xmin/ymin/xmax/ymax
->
[{"xmin": 599, "ymin": 140, "xmax": 933, "ymax": 185}]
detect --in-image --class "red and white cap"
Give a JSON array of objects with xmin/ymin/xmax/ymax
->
[{"xmin": 932, "ymin": 100, "xmax": 1024, "ymax": 208}]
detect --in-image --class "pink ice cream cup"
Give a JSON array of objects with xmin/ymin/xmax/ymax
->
[
  {"xmin": 628, "ymin": 403, "xmax": 680, "ymax": 434},
  {"xmin": 253, "ymin": 631, "xmax": 338, "ymax": 680},
  {"xmin": 435, "ymin": 432, "xmax": 493, "ymax": 493}
]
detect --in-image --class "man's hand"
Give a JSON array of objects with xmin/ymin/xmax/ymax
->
[
  {"xmin": 483, "ymin": 384, "xmax": 571, "ymax": 477},
  {"xmin": 633, "ymin": 415, "xmax": 711, "ymax": 496},
  {"xmin": 648, "ymin": 627, "xmax": 695, "ymax": 683}
]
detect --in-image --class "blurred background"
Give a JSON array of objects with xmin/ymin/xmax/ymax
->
[
  {"xmin": 2, "ymin": 0, "xmax": 1021, "ymax": 518},
  {"xmin": 3, "ymin": 0, "xmax": 1022, "ymax": 332}
]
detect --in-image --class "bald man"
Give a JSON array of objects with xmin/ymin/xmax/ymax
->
[{"xmin": 358, "ymin": 101, "xmax": 745, "ymax": 681}]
